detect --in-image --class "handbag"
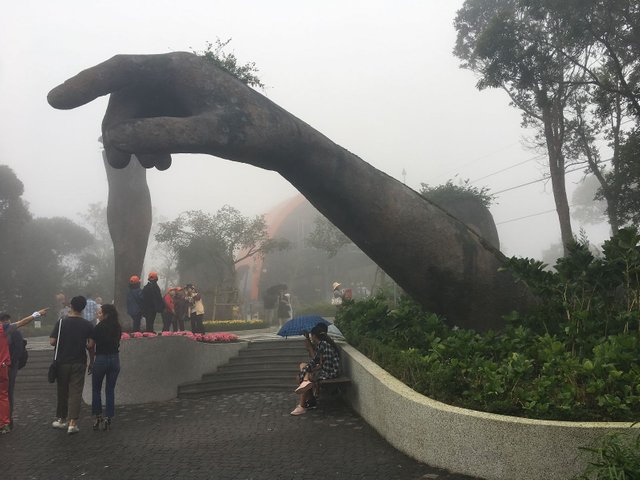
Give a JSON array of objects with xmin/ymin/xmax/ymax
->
[{"xmin": 48, "ymin": 318, "xmax": 63, "ymax": 383}]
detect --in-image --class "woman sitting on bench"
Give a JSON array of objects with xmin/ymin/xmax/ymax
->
[{"xmin": 291, "ymin": 324, "xmax": 340, "ymax": 416}]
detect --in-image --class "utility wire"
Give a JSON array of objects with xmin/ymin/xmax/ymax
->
[
  {"xmin": 470, "ymin": 154, "xmax": 546, "ymax": 184},
  {"xmin": 492, "ymin": 158, "xmax": 612, "ymax": 195},
  {"xmin": 496, "ymin": 208, "xmax": 559, "ymax": 225},
  {"xmin": 433, "ymin": 142, "xmax": 521, "ymax": 182}
]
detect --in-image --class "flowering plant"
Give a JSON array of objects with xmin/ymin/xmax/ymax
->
[
  {"xmin": 203, "ymin": 319, "xmax": 266, "ymax": 331},
  {"xmin": 121, "ymin": 330, "xmax": 238, "ymax": 343}
]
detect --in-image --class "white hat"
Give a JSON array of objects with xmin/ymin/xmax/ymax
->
[{"xmin": 332, "ymin": 282, "xmax": 341, "ymax": 290}]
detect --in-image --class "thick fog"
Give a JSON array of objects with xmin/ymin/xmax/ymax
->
[{"xmin": 0, "ymin": 0, "xmax": 611, "ymax": 261}]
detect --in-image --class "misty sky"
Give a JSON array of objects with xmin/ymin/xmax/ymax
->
[{"xmin": 0, "ymin": 0, "xmax": 611, "ymax": 261}]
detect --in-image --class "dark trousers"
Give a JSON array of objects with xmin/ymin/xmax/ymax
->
[
  {"xmin": 0, "ymin": 364, "xmax": 9, "ymax": 427},
  {"xmin": 190, "ymin": 313, "xmax": 204, "ymax": 334},
  {"xmin": 130, "ymin": 313, "xmax": 143, "ymax": 332},
  {"xmin": 162, "ymin": 311, "xmax": 175, "ymax": 332},
  {"xmin": 8, "ymin": 366, "xmax": 17, "ymax": 423},
  {"xmin": 91, "ymin": 353, "xmax": 120, "ymax": 418},
  {"xmin": 175, "ymin": 314, "xmax": 185, "ymax": 331},
  {"xmin": 56, "ymin": 363, "xmax": 86, "ymax": 420},
  {"xmin": 143, "ymin": 311, "xmax": 157, "ymax": 332}
]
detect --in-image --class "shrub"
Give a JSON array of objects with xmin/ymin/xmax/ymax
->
[
  {"xmin": 575, "ymin": 431, "xmax": 640, "ymax": 479},
  {"xmin": 335, "ymin": 229, "xmax": 640, "ymax": 421}
]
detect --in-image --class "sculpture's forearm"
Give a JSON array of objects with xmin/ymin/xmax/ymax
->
[{"xmin": 270, "ymin": 134, "xmax": 529, "ymax": 329}]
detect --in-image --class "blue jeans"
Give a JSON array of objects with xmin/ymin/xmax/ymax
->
[{"xmin": 91, "ymin": 354, "xmax": 120, "ymax": 418}]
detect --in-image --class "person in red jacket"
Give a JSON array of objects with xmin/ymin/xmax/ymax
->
[
  {"xmin": 1, "ymin": 308, "xmax": 48, "ymax": 434},
  {"xmin": 161, "ymin": 288, "xmax": 176, "ymax": 332}
]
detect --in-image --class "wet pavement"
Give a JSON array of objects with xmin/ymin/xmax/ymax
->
[
  {"xmin": 5, "ymin": 389, "xmax": 476, "ymax": 479},
  {"xmin": 5, "ymin": 329, "xmax": 478, "ymax": 479}
]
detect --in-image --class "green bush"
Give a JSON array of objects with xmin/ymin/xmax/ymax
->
[
  {"xmin": 335, "ymin": 228, "xmax": 640, "ymax": 421},
  {"xmin": 575, "ymin": 431, "xmax": 640, "ymax": 479}
]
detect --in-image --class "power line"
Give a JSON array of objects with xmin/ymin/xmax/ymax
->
[
  {"xmin": 496, "ymin": 208, "xmax": 558, "ymax": 225},
  {"xmin": 433, "ymin": 142, "xmax": 521, "ymax": 182},
  {"xmin": 470, "ymin": 154, "xmax": 545, "ymax": 184},
  {"xmin": 492, "ymin": 158, "xmax": 612, "ymax": 196}
]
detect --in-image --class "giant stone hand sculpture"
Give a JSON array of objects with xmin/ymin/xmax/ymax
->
[{"xmin": 48, "ymin": 52, "xmax": 532, "ymax": 330}]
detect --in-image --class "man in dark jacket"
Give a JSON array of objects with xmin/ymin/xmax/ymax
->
[{"xmin": 142, "ymin": 272, "xmax": 164, "ymax": 333}]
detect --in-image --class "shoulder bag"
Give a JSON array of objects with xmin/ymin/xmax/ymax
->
[{"xmin": 48, "ymin": 318, "xmax": 62, "ymax": 383}]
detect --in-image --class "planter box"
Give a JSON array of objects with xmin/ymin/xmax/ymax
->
[{"xmin": 341, "ymin": 344, "xmax": 638, "ymax": 480}]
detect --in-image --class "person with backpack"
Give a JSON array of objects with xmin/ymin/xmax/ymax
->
[{"xmin": 1, "ymin": 308, "xmax": 48, "ymax": 434}]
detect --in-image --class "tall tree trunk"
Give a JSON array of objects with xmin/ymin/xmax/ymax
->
[
  {"xmin": 103, "ymin": 153, "xmax": 152, "ymax": 327},
  {"xmin": 542, "ymin": 101, "xmax": 573, "ymax": 255}
]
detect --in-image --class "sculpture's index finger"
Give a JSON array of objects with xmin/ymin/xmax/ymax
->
[{"xmin": 47, "ymin": 54, "xmax": 145, "ymax": 110}]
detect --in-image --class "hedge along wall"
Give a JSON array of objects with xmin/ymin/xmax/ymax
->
[
  {"xmin": 82, "ymin": 336, "xmax": 246, "ymax": 405},
  {"xmin": 340, "ymin": 344, "xmax": 638, "ymax": 480}
]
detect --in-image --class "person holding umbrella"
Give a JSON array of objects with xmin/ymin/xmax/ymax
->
[{"xmin": 291, "ymin": 324, "xmax": 341, "ymax": 416}]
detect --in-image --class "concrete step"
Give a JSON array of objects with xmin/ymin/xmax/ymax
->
[
  {"xmin": 245, "ymin": 341, "xmax": 307, "ymax": 352},
  {"xmin": 227, "ymin": 355, "xmax": 307, "ymax": 366},
  {"xmin": 202, "ymin": 365, "xmax": 298, "ymax": 381},
  {"xmin": 181, "ymin": 374, "xmax": 295, "ymax": 389},
  {"xmin": 178, "ymin": 382, "xmax": 295, "ymax": 397},
  {"xmin": 177, "ymin": 339, "xmax": 311, "ymax": 398}
]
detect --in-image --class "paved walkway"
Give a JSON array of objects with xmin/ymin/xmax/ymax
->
[
  {"xmin": 8, "ymin": 328, "xmax": 478, "ymax": 479},
  {"xmin": 6, "ymin": 390, "xmax": 475, "ymax": 480}
]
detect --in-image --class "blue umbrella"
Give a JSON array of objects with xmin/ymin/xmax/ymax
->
[{"xmin": 277, "ymin": 315, "xmax": 330, "ymax": 337}]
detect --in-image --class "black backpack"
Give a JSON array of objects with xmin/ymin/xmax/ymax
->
[
  {"xmin": 17, "ymin": 339, "xmax": 28, "ymax": 369},
  {"xmin": 9, "ymin": 331, "xmax": 28, "ymax": 369}
]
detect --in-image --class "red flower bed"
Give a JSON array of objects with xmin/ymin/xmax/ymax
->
[{"xmin": 121, "ymin": 331, "xmax": 239, "ymax": 343}]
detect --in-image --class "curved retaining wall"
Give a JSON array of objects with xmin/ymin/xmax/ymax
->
[
  {"xmin": 340, "ymin": 344, "xmax": 638, "ymax": 480},
  {"xmin": 83, "ymin": 337, "xmax": 246, "ymax": 405}
]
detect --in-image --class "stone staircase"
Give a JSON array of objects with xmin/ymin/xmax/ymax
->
[
  {"xmin": 15, "ymin": 348, "xmax": 56, "ymax": 397},
  {"xmin": 178, "ymin": 339, "xmax": 309, "ymax": 398}
]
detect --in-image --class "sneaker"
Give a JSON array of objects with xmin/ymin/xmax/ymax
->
[
  {"xmin": 0, "ymin": 424, "xmax": 10, "ymax": 434},
  {"xmin": 290, "ymin": 405, "xmax": 307, "ymax": 416},
  {"xmin": 52, "ymin": 419, "xmax": 68, "ymax": 429},
  {"xmin": 67, "ymin": 425, "xmax": 79, "ymax": 434},
  {"xmin": 294, "ymin": 380, "xmax": 313, "ymax": 394}
]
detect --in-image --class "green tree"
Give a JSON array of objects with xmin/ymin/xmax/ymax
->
[
  {"xmin": 454, "ymin": 0, "xmax": 588, "ymax": 254},
  {"xmin": 419, "ymin": 179, "xmax": 494, "ymax": 209},
  {"xmin": 20, "ymin": 217, "xmax": 94, "ymax": 313},
  {"xmin": 0, "ymin": 165, "xmax": 33, "ymax": 312},
  {"xmin": 599, "ymin": 128, "xmax": 640, "ymax": 226},
  {"xmin": 155, "ymin": 206, "xmax": 289, "ymax": 292},
  {"xmin": 527, "ymin": 0, "xmax": 640, "ymax": 119},
  {"xmin": 517, "ymin": 0, "xmax": 640, "ymax": 232},
  {"xmin": 193, "ymin": 38, "xmax": 264, "ymax": 89},
  {"xmin": 74, "ymin": 202, "xmax": 115, "ymax": 301},
  {"xmin": 305, "ymin": 215, "xmax": 352, "ymax": 258}
]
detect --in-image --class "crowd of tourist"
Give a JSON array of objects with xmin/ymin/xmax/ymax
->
[
  {"xmin": 1, "ymin": 275, "xmax": 343, "ymax": 436},
  {"xmin": 127, "ymin": 273, "xmax": 206, "ymax": 334}
]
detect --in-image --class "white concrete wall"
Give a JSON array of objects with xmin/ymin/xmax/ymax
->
[
  {"xmin": 83, "ymin": 336, "xmax": 246, "ymax": 405},
  {"xmin": 341, "ymin": 344, "xmax": 638, "ymax": 480}
]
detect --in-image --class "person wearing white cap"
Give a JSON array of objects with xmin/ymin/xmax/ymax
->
[
  {"xmin": 331, "ymin": 282, "xmax": 344, "ymax": 306},
  {"xmin": 277, "ymin": 292, "xmax": 293, "ymax": 327}
]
